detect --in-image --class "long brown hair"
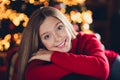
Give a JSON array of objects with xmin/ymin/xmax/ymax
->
[{"xmin": 17, "ymin": 6, "xmax": 77, "ymax": 80}]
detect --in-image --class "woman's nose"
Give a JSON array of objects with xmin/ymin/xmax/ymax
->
[{"xmin": 53, "ymin": 33, "xmax": 61, "ymax": 42}]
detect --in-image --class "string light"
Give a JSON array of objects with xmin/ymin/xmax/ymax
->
[
  {"xmin": 56, "ymin": 0, "xmax": 86, "ymax": 6},
  {"xmin": 0, "ymin": 34, "xmax": 11, "ymax": 51},
  {"xmin": 13, "ymin": 33, "xmax": 22, "ymax": 45},
  {"xmin": 70, "ymin": 11, "xmax": 82, "ymax": 23},
  {"xmin": 24, "ymin": 0, "xmax": 49, "ymax": 5}
]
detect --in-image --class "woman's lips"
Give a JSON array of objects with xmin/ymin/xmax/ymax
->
[{"xmin": 56, "ymin": 40, "xmax": 66, "ymax": 48}]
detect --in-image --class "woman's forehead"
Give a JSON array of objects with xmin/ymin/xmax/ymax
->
[{"xmin": 39, "ymin": 17, "xmax": 61, "ymax": 35}]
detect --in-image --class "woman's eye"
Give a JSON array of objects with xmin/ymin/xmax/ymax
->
[
  {"xmin": 57, "ymin": 25, "xmax": 63, "ymax": 30},
  {"xmin": 44, "ymin": 35, "xmax": 50, "ymax": 40}
]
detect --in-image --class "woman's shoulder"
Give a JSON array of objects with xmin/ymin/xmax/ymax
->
[{"xmin": 76, "ymin": 32, "xmax": 97, "ymax": 40}]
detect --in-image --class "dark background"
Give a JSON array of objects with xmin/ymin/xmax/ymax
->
[{"xmin": 86, "ymin": 0, "xmax": 120, "ymax": 53}]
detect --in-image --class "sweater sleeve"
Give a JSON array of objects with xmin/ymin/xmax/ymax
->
[
  {"xmin": 51, "ymin": 34, "xmax": 109, "ymax": 80},
  {"xmin": 105, "ymin": 50, "xmax": 118, "ymax": 66},
  {"xmin": 24, "ymin": 60, "xmax": 71, "ymax": 80}
]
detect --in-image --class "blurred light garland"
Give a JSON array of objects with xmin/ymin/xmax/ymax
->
[
  {"xmin": 0, "ymin": 0, "xmax": 29, "ymax": 27},
  {"xmin": 0, "ymin": 0, "xmax": 93, "ymax": 51},
  {"xmin": 0, "ymin": 34, "xmax": 11, "ymax": 51},
  {"xmin": 56, "ymin": 0, "xmax": 86, "ymax": 6},
  {"xmin": 24, "ymin": 0, "xmax": 49, "ymax": 6}
]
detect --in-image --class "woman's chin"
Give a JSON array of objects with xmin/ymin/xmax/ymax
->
[{"xmin": 57, "ymin": 48, "xmax": 70, "ymax": 53}]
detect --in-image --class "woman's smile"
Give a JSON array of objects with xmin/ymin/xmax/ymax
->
[{"xmin": 55, "ymin": 39, "xmax": 66, "ymax": 48}]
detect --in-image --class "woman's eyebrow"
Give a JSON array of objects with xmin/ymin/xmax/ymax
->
[
  {"xmin": 40, "ymin": 21, "xmax": 62, "ymax": 37},
  {"xmin": 54, "ymin": 21, "xmax": 64, "ymax": 28},
  {"xmin": 40, "ymin": 32, "xmax": 48, "ymax": 38},
  {"xmin": 55, "ymin": 21, "xmax": 62, "ymax": 26}
]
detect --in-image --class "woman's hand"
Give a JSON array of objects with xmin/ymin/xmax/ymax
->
[{"xmin": 29, "ymin": 49, "xmax": 53, "ymax": 62}]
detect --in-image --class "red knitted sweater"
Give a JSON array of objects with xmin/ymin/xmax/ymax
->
[{"xmin": 24, "ymin": 32, "xmax": 118, "ymax": 80}]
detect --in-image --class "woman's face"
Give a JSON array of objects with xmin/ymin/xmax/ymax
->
[{"xmin": 39, "ymin": 16, "xmax": 72, "ymax": 52}]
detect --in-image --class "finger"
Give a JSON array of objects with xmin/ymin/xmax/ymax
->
[
  {"xmin": 32, "ymin": 52, "xmax": 37, "ymax": 56},
  {"xmin": 28, "ymin": 56, "xmax": 36, "ymax": 63},
  {"xmin": 39, "ymin": 49, "xmax": 43, "ymax": 51},
  {"xmin": 28, "ymin": 55, "xmax": 40, "ymax": 62}
]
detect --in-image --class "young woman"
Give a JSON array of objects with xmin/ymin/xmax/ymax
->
[{"xmin": 17, "ymin": 6, "xmax": 119, "ymax": 80}]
